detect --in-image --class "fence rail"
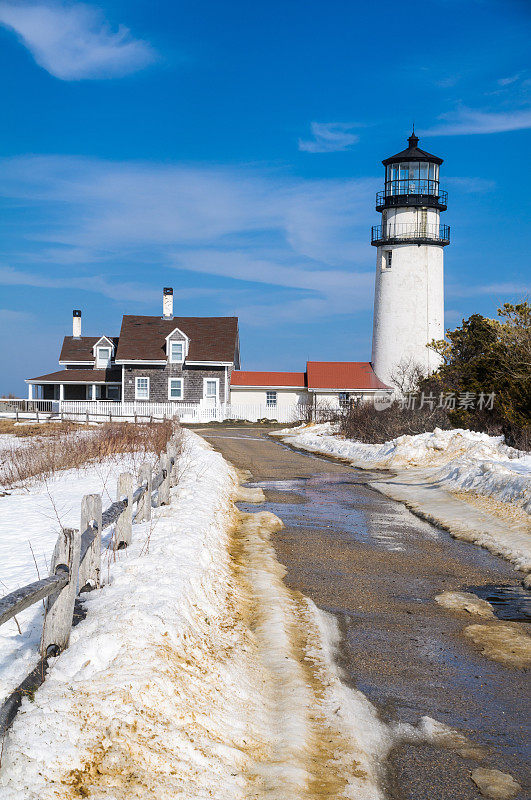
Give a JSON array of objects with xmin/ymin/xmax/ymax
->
[
  {"xmin": 1, "ymin": 399, "xmax": 309, "ymax": 424},
  {"xmin": 0, "ymin": 434, "xmax": 180, "ymax": 734},
  {"xmin": 0, "ymin": 399, "xmax": 59, "ymax": 414}
]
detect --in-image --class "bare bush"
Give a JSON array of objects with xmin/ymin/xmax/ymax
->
[
  {"xmin": 0, "ymin": 420, "xmax": 180, "ymax": 489},
  {"xmin": 338, "ymin": 399, "xmax": 451, "ymax": 444},
  {"xmin": 389, "ymin": 357, "xmax": 427, "ymax": 394}
]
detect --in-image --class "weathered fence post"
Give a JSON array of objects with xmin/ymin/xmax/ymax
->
[
  {"xmin": 86, "ymin": 410, "xmax": 89, "ymax": 425},
  {"xmin": 158, "ymin": 453, "xmax": 170, "ymax": 505},
  {"xmin": 78, "ymin": 494, "xmax": 102, "ymax": 592},
  {"xmin": 41, "ymin": 528, "xmax": 81, "ymax": 656},
  {"xmin": 115, "ymin": 473, "xmax": 133, "ymax": 548},
  {"xmin": 167, "ymin": 441, "xmax": 179, "ymax": 487},
  {"xmin": 137, "ymin": 462, "xmax": 152, "ymax": 522},
  {"xmin": 15, "ymin": 410, "xmax": 19, "ymax": 423}
]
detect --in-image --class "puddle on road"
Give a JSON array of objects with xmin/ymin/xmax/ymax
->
[
  {"xmin": 467, "ymin": 584, "xmax": 531, "ymax": 623},
  {"xmin": 249, "ymin": 476, "xmax": 443, "ymax": 555}
]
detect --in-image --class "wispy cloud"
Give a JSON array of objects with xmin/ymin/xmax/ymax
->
[
  {"xmin": 0, "ymin": 2, "xmax": 156, "ymax": 80},
  {"xmin": 445, "ymin": 176, "xmax": 495, "ymax": 193},
  {"xmin": 497, "ymin": 74, "xmax": 521, "ymax": 86},
  {"xmin": 0, "ymin": 265, "xmax": 228, "ymax": 305},
  {"xmin": 446, "ymin": 282, "xmax": 529, "ymax": 298},
  {"xmin": 298, "ymin": 122, "xmax": 361, "ymax": 153},
  {"xmin": 0, "ymin": 155, "xmax": 377, "ymax": 324},
  {"xmin": 421, "ymin": 105, "xmax": 531, "ymax": 136}
]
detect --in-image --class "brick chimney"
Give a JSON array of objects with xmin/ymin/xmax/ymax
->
[
  {"xmin": 163, "ymin": 287, "xmax": 174, "ymax": 319},
  {"xmin": 73, "ymin": 309, "xmax": 82, "ymax": 338}
]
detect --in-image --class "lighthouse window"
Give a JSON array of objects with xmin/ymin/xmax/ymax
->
[{"xmin": 385, "ymin": 251, "xmax": 392, "ymax": 269}]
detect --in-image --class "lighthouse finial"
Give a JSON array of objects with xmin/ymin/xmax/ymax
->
[{"xmin": 408, "ymin": 124, "xmax": 419, "ymax": 148}]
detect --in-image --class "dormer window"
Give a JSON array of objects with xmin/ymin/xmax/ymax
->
[
  {"xmin": 169, "ymin": 341, "xmax": 185, "ymax": 363},
  {"xmin": 96, "ymin": 347, "xmax": 111, "ymax": 368}
]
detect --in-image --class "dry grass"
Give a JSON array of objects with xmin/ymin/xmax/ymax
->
[
  {"xmin": 0, "ymin": 420, "xmax": 180, "ymax": 490},
  {"xmin": 0, "ymin": 419, "xmax": 82, "ymax": 438}
]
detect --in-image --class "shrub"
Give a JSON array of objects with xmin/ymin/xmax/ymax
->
[{"xmin": 338, "ymin": 399, "xmax": 451, "ymax": 444}]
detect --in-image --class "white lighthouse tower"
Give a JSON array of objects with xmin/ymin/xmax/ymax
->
[{"xmin": 371, "ymin": 131, "xmax": 449, "ymax": 387}]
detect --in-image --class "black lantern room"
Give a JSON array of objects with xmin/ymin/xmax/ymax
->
[{"xmin": 376, "ymin": 131, "xmax": 447, "ymax": 212}]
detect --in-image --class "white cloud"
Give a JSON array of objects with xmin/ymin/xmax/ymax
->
[
  {"xmin": 446, "ymin": 282, "xmax": 529, "ymax": 298},
  {"xmin": 0, "ymin": 155, "xmax": 378, "ymax": 324},
  {"xmin": 445, "ymin": 176, "xmax": 495, "ymax": 193},
  {"xmin": 0, "ymin": 265, "xmax": 228, "ymax": 305},
  {"xmin": 497, "ymin": 74, "xmax": 521, "ymax": 86},
  {"xmin": 299, "ymin": 122, "xmax": 361, "ymax": 153},
  {"xmin": 0, "ymin": 2, "xmax": 155, "ymax": 80},
  {"xmin": 420, "ymin": 106, "xmax": 531, "ymax": 136}
]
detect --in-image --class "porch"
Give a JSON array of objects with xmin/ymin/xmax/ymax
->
[{"xmin": 26, "ymin": 369, "xmax": 122, "ymax": 402}]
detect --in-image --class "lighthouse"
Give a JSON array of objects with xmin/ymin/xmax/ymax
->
[{"xmin": 371, "ymin": 131, "xmax": 449, "ymax": 387}]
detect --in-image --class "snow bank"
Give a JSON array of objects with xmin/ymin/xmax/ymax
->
[
  {"xmin": 0, "ymin": 430, "xmax": 395, "ymax": 800},
  {"xmin": 274, "ymin": 425, "xmax": 531, "ymax": 579},
  {"xmin": 0, "ymin": 450, "xmax": 153, "ymax": 701}
]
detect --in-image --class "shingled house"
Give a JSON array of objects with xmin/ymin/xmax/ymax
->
[{"xmin": 26, "ymin": 289, "xmax": 240, "ymax": 405}]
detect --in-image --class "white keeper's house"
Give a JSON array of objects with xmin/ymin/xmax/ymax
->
[{"xmin": 25, "ymin": 132, "xmax": 448, "ymax": 422}]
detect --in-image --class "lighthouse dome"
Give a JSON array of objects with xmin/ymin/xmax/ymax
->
[{"xmin": 382, "ymin": 132, "xmax": 443, "ymax": 166}]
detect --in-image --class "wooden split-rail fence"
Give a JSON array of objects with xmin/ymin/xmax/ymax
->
[{"xmin": 0, "ymin": 437, "xmax": 180, "ymax": 736}]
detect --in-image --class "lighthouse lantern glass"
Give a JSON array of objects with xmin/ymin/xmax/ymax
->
[{"xmin": 385, "ymin": 161, "xmax": 439, "ymax": 198}]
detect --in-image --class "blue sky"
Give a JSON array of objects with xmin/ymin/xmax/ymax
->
[{"xmin": 0, "ymin": 0, "xmax": 529, "ymax": 394}]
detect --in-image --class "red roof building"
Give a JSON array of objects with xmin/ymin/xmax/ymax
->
[
  {"xmin": 306, "ymin": 362, "xmax": 390, "ymax": 391},
  {"xmin": 230, "ymin": 371, "xmax": 306, "ymax": 388}
]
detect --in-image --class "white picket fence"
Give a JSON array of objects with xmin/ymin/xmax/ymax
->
[
  {"xmin": 1, "ymin": 399, "xmax": 307, "ymax": 424},
  {"xmin": 59, "ymin": 401, "xmax": 306, "ymax": 424}
]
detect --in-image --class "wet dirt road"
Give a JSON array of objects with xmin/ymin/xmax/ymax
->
[{"xmin": 196, "ymin": 425, "xmax": 530, "ymax": 800}]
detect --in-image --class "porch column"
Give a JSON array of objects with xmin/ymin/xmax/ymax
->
[
  {"xmin": 91, "ymin": 384, "xmax": 97, "ymax": 401},
  {"xmin": 59, "ymin": 384, "xmax": 64, "ymax": 402},
  {"xmin": 28, "ymin": 383, "xmax": 33, "ymax": 400}
]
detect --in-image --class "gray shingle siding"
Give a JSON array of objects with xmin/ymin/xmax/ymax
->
[{"xmin": 123, "ymin": 364, "xmax": 231, "ymax": 403}]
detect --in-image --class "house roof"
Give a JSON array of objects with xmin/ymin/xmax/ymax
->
[
  {"xmin": 231, "ymin": 371, "xmax": 307, "ymax": 388},
  {"xmin": 382, "ymin": 133, "xmax": 443, "ymax": 166},
  {"xmin": 306, "ymin": 362, "xmax": 391, "ymax": 390},
  {"xmin": 115, "ymin": 316, "xmax": 239, "ymax": 362},
  {"xmin": 60, "ymin": 336, "xmax": 119, "ymax": 362},
  {"xmin": 27, "ymin": 369, "xmax": 122, "ymax": 384}
]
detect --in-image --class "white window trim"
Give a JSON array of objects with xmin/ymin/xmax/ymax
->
[
  {"xmin": 96, "ymin": 346, "xmax": 112, "ymax": 368},
  {"xmin": 169, "ymin": 340, "xmax": 185, "ymax": 364},
  {"xmin": 266, "ymin": 390, "xmax": 277, "ymax": 407},
  {"xmin": 92, "ymin": 336, "xmax": 114, "ymax": 355},
  {"xmin": 168, "ymin": 377, "xmax": 183, "ymax": 400},
  {"xmin": 135, "ymin": 376, "xmax": 150, "ymax": 400},
  {"xmin": 203, "ymin": 377, "xmax": 220, "ymax": 401},
  {"xmin": 165, "ymin": 327, "xmax": 190, "ymax": 361}
]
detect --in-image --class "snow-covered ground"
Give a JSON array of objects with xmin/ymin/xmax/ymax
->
[
  {"xmin": 0, "ymin": 429, "xmax": 397, "ymax": 800},
  {"xmin": 274, "ymin": 425, "xmax": 531, "ymax": 582},
  {"xmin": 1, "ymin": 429, "xmax": 514, "ymax": 798},
  {"xmin": 0, "ymin": 448, "xmax": 159, "ymax": 701}
]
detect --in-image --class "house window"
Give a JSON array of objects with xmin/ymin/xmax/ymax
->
[
  {"xmin": 203, "ymin": 379, "xmax": 219, "ymax": 403},
  {"xmin": 266, "ymin": 391, "xmax": 277, "ymax": 407},
  {"xmin": 170, "ymin": 341, "xmax": 185, "ymax": 363},
  {"xmin": 168, "ymin": 378, "xmax": 183, "ymax": 400},
  {"xmin": 107, "ymin": 385, "xmax": 120, "ymax": 401},
  {"xmin": 339, "ymin": 392, "xmax": 350, "ymax": 408},
  {"xmin": 96, "ymin": 347, "xmax": 111, "ymax": 367},
  {"xmin": 135, "ymin": 376, "xmax": 150, "ymax": 400}
]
